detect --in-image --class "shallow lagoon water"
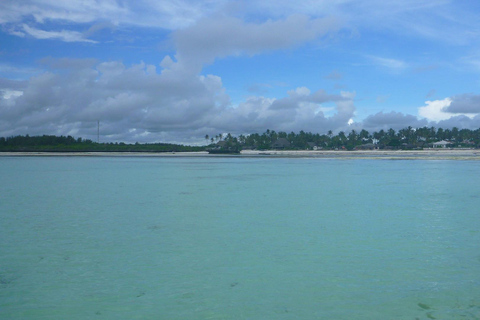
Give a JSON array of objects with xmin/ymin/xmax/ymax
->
[{"xmin": 1, "ymin": 156, "xmax": 480, "ymax": 319}]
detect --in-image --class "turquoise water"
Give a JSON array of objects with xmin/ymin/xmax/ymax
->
[{"xmin": 1, "ymin": 156, "xmax": 480, "ymax": 319}]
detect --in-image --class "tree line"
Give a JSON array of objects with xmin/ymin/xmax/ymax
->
[
  {"xmin": 206, "ymin": 126, "xmax": 480, "ymax": 150},
  {"xmin": 0, "ymin": 135, "xmax": 203, "ymax": 152},
  {"xmin": 1, "ymin": 126, "xmax": 479, "ymax": 152}
]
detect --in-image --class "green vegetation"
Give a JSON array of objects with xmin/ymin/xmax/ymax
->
[
  {"xmin": 1, "ymin": 126, "xmax": 479, "ymax": 153},
  {"xmin": 206, "ymin": 126, "xmax": 480, "ymax": 151},
  {"xmin": 0, "ymin": 135, "xmax": 203, "ymax": 152}
]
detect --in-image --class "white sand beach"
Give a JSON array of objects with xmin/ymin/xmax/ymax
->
[{"xmin": 241, "ymin": 149, "xmax": 480, "ymax": 160}]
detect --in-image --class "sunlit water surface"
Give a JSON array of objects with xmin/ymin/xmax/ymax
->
[{"xmin": 1, "ymin": 156, "xmax": 479, "ymax": 319}]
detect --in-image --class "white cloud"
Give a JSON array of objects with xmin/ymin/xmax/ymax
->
[
  {"xmin": 0, "ymin": 0, "xmax": 223, "ymax": 30},
  {"xmin": 173, "ymin": 14, "xmax": 340, "ymax": 73},
  {"xmin": 1, "ymin": 89, "xmax": 23, "ymax": 99},
  {"xmin": 22, "ymin": 24, "xmax": 97, "ymax": 43},
  {"xmin": 0, "ymin": 0, "xmax": 128, "ymax": 25},
  {"xmin": 0, "ymin": 59, "xmax": 356, "ymax": 143},
  {"xmin": 2, "ymin": 0, "xmax": 478, "ymax": 47},
  {"xmin": 1, "ymin": 57, "xmax": 478, "ymax": 143},
  {"xmin": 289, "ymin": 87, "xmax": 311, "ymax": 96},
  {"xmin": 246, "ymin": 0, "xmax": 480, "ymax": 45},
  {"xmin": 418, "ymin": 96, "xmax": 480, "ymax": 122},
  {"xmin": 367, "ymin": 55, "xmax": 407, "ymax": 70},
  {"xmin": 418, "ymin": 98, "xmax": 453, "ymax": 122}
]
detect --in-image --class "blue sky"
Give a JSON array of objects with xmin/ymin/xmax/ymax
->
[{"xmin": 1, "ymin": 0, "xmax": 480, "ymax": 144}]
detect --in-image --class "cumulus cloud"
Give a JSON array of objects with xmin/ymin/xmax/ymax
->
[
  {"xmin": 418, "ymin": 96, "xmax": 480, "ymax": 122},
  {"xmin": 418, "ymin": 98, "xmax": 452, "ymax": 122},
  {"xmin": 356, "ymin": 95, "xmax": 480, "ymax": 133},
  {"xmin": 1, "ymin": 57, "xmax": 478, "ymax": 144},
  {"xmin": 208, "ymin": 89, "xmax": 355, "ymax": 134},
  {"xmin": 362, "ymin": 111, "xmax": 428, "ymax": 131},
  {"xmin": 0, "ymin": 58, "xmax": 356, "ymax": 143},
  {"xmin": 0, "ymin": 60, "xmax": 218, "ymax": 141},
  {"xmin": 436, "ymin": 115, "xmax": 480, "ymax": 130},
  {"xmin": 444, "ymin": 94, "xmax": 480, "ymax": 114},
  {"xmin": 173, "ymin": 14, "xmax": 339, "ymax": 73}
]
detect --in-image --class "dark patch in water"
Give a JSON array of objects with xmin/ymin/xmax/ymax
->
[
  {"xmin": 137, "ymin": 292, "xmax": 145, "ymax": 298},
  {"xmin": 426, "ymin": 311, "xmax": 436, "ymax": 319},
  {"xmin": 230, "ymin": 282, "xmax": 239, "ymax": 287},
  {"xmin": 0, "ymin": 275, "xmax": 11, "ymax": 285},
  {"xmin": 179, "ymin": 192, "xmax": 192, "ymax": 195},
  {"xmin": 418, "ymin": 303, "xmax": 431, "ymax": 310},
  {"xmin": 147, "ymin": 225, "xmax": 162, "ymax": 230}
]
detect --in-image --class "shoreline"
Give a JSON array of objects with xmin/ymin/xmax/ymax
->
[{"xmin": 1, "ymin": 149, "xmax": 480, "ymax": 160}]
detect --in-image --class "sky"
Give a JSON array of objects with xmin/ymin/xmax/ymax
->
[{"xmin": 1, "ymin": 0, "xmax": 480, "ymax": 144}]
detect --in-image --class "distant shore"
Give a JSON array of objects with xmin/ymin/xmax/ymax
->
[
  {"xmin": 242, "ymin": 149, "xmax": 480, "ymax": 160},
  {"xmin": 1, "ymin": 149, "xmax": 480, "ymax": 160}
]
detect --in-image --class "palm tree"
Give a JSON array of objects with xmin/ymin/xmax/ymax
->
[
  {"xmin": 388, "ymin": 128, "xmax": 396, "ymax": 138},
  {"xmin": 359, "ymin": 129, "xmax": 370, "ymax": 142},
  {"xmin": 238, "ymin": 134, "xmax": 246, "ymax": 145}
]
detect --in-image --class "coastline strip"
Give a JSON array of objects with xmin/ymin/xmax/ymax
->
[{"xmin": 1, "ymin": 149, "xmax": 479, "ymax": 160}]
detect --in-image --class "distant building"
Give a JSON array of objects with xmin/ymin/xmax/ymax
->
[{"xmin": 432, "ymin": 140, "xmax": 451, "ymax": 148}]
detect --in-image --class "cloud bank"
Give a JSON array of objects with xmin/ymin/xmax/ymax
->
[
  {"xmin": 0, "ymin": 59, "xmax": 357, "ymax": 143},
  {"xmin": 3, "ymin": 57, "xmax": 478, "ymax": 144}
]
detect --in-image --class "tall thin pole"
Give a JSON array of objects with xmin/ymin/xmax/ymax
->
[{"xmin": 97, "ymin": 120, "xmax": 100, "ymax": 143}]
